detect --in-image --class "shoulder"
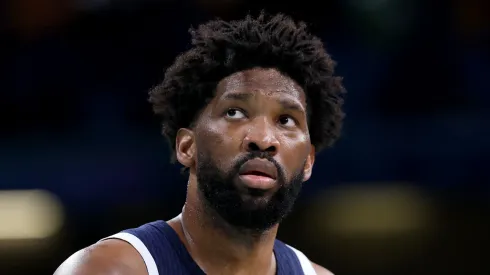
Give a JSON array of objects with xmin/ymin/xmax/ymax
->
[
  {"xmin": 311, "ymin": 261, "xmax": 334, "ymax": 275},
  {"xmin": 54, "ymin": 239, "xmax": 147, "ymax": 275}
]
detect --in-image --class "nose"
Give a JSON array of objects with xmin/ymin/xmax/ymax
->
[{"xmin": 242, "ymin": 117, "xmax": 280, "ymax": 155}]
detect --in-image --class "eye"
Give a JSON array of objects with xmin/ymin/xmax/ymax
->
[
  {"xmin": 225, "ymin": 108, "xmax": 246, "ymax": 119},
  {"xmin": 278, "ymin": 115, "xmax": 296, "ymax": 128}
]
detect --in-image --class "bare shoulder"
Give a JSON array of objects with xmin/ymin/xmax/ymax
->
[
  {"xmin": 311, "ymin": 261, "xmax": 335, "ymax": 275},
  {"xmin": 54, "ymin": 239, "xmax": 147, "ymax": 275}
]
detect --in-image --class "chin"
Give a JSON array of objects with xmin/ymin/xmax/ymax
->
[{"xmin": 239, "ymin": 194, "xmax": 271, "ymax": 210}]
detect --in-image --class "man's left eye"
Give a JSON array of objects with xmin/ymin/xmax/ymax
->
[{"xmin": 278, "ymin": 115, "xmax": 296, "ymax": 127}]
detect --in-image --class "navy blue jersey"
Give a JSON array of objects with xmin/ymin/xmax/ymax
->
[{"xmin": 100, "ymin": 220, "xmax": 316, "ymax": 275}]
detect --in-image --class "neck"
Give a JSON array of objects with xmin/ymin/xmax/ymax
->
[{"xmin": 173, "ymin": 174, "xmax": 278, "ymax": 274}]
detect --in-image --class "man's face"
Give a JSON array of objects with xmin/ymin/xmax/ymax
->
[{"xmin": 191, "ymin": 68, "xmax": 315, "ymax": 232}]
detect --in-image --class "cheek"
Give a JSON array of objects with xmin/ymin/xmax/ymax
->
[
  {"xmin": 281, "ymin": 131, "xmax": 310, "ymax": 153},
  {"xmin": 196, "ymin": 119, "xmax": 240, "ymax": 166},
  {"xmin": 201, "ymin": 119, "xmax": 237, "ymax": 147},
  {"xmin": 282, "ymin": 131, "xmax": 309, "ymax": 146},
  {"xmin": 279, "ymin": 134, "xmax": 310, "ymax": 171}
]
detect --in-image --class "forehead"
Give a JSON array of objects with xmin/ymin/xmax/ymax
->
[{"xmin": 215, "ymin": 68, "xmax": 305, "ymax": 102}]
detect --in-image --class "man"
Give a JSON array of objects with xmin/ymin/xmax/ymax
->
[{"xmin": 55, "ymin": 12, "xmax": 345, "ymax": 275}]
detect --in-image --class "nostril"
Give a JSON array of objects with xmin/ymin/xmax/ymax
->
[
  {"xmin": 248, "ymin": 142, "xmax": 260, "ymax": 151},
  {"xmin": 265, "ymin": 146, "xmax": 276, "ymax": 153}
]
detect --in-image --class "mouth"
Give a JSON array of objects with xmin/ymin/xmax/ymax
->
[
  {"xmin": 238, "ymin": 159, "xmax": 278, "ymax": 190},
  {"xmin": 240, "ymin": 170, "xmax": 275, "ymax": 179},
  {"xmin": 238, "ymin": 174, "xmax": 276, "ymax": 190}
]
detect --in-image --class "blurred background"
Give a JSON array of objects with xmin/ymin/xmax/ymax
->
[{"xmin": 1, "ymin": 0, "xmax": 489, "ymax": 274}]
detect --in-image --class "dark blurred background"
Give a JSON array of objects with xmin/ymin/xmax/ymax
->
[{"xmin": 0, "ymin": 0, "xmax": 489, "ymax": 274}]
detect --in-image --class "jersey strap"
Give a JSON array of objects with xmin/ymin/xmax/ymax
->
[
  {"xmin": 99, "ymin": 232, "xmax": 159, "ymax": 275},
  {"xmin": 286, "ymin": 244, "xmax": 317, "ymax": 275}
]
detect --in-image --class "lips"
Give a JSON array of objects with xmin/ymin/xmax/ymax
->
[
  {"xmin": 238, "ymin": 159, "xmax": 278, "ymax": 190},
  {"xmin": 239, "ymin": 158, "xmax": 277, "ymax": 179}
]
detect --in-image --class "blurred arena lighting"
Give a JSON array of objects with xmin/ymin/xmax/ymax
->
[
  {"xmin": 310, "ymin": 183, "xmax": 435, "ymax": 236},
  {"xmin": 0, "ymin": 189, "xmax": 64, "ymax": 240},
  {"xmin": 296, "ymin": 183, "xmax": 438, "ymax": 272}
]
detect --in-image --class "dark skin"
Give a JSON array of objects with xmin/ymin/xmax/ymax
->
[{"xmin": 54, "ymin": 68, "xmax": 333, "ymax": 275}]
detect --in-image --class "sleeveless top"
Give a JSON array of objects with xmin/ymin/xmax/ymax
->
[{"xmin": 100, "ymin": 220, "xmax": 316, "ymax": 275}]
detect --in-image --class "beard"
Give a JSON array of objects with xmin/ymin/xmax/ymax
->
[{"xmin": 196, "ymin": 151, "xmax": 305, "ymax": 233}]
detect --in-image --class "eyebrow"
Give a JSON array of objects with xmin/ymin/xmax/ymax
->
[
  {"xmin": 222, "ymin": 92, "xmax": 252, "ymax": 101},
  {"xmin": 222, "ymin": 92, "xmax": 305, "ymax": 113}
]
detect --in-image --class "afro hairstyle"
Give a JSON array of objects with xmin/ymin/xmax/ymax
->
[{"xmin": 149, "ymin": 12, "xmax": 345, "ymax": 161}]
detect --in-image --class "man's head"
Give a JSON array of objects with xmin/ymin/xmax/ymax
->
[{"xmin": 149, "ymin": 13, "xmax": 345, "ymax": 232}]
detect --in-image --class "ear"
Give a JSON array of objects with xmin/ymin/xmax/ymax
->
[
  {"xmin": 175, "ymin": 128, "xmax": 196, "ymax": 169},
  {"xmin": 302, "ymin": 145, "xmax": 315, "ymax": 182}
]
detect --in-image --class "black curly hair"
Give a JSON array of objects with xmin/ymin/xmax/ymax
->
[{"xmin": 149, "ymin": 12, "xmax": 345, "ymax": 162}]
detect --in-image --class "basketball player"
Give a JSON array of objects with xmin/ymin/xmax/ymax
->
[{"xmin": 55, "ymin": 12, "xmax": 345, "ymax": 275}]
